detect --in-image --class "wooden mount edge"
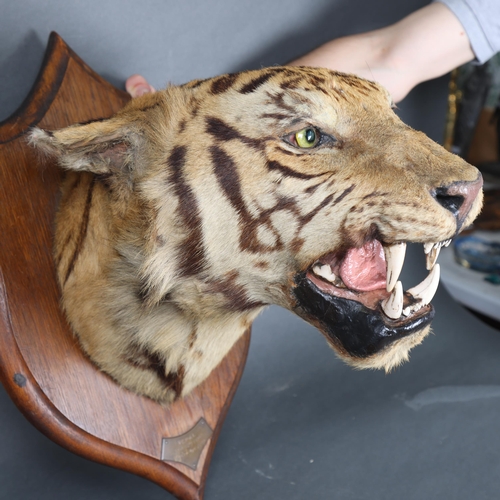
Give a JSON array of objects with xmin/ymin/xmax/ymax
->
[
  {"xmin": 0, "ymin": 32, "xmax": 68, "ymax": 143},
  {"xmin": 0, "ymin": 267, "xmax": 200, "ymax": 500},
  {"xmin": 0, "ymin": 32, "xmax": 128, "ymax": 143},
  {"xmin": 0, "ymin": 32, "xmax": 252, "ymax": 500}
]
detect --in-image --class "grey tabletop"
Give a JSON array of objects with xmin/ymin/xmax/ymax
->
[{"xmin": 1, "ymin": 1, "xmax": 500, "ymax": 499}]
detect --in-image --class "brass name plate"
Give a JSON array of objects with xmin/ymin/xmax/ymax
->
[{"xmin": 161, "ymin": 418, "xmax": 213, "ymax": 470}]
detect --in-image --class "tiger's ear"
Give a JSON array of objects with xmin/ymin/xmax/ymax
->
[{"xmin": 29, "ymin": 116, "xmax": 143, "ymax": 175}]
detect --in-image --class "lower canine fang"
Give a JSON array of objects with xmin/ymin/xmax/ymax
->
[{"xmin": 381, "ymin": 281, "xmax": 403, "ymax": 319}]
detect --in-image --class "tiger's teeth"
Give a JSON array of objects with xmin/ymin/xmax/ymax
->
[
  {"xmin": 424, "ymin": 242, "xmax": 435, "ymax": 254},
  {"xmin": 407, "ymin": 264, "xmax": 440, "ymax": 306},
  {"xmin": 381, "ymin": 281, "xmax": 403, "ymax": 319},
  {"xmin": 384, "ymin": 243, "xmax": 406, "ymax": 292},
  {"xmin": 426, "ymin": 245, "xmax": 441, "ymax": 270},
  {"xmin": 402, "ymin": 303, "xmax": 423, "ymax": 317},
  {"xmin": 313, "ymin": 264, "xmax": 337, "ymax": 283},
  {"xmin": 424, "ymin": 240, "xmax": 450, "ymax": 269}
]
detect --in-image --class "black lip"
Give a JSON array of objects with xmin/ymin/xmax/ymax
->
[{"xmin": 292, "ymin": 272, "xmax": 435, "ymax": 358}]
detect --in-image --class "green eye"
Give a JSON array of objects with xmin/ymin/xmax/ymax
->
[{"xmin": 295, "ymin": 127, "xmax": 319, "ymax": 148}]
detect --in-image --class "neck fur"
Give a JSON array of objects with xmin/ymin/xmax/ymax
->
[{"xmin": 56, "ymin": 173, "xmax": 261, "ymax": 404}]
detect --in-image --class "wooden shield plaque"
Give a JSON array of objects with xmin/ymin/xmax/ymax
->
[{"xmin": 0, "ymin": 32, "xmax": 250, "ymax": 500}]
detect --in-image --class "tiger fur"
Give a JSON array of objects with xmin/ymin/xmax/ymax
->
[{"xmin": 30, "ymin": 67, "xmax": 482, "ymax": 404}]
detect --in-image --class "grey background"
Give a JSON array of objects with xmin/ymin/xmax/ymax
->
[{"xmin": 1, "ymin": 1, "xmax": 500, "ymax": 499}]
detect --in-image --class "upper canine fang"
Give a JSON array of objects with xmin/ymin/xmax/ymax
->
[
  {"xmin": 384, "ymin": 243, "xmax": 406, "ymax": 292},
  {"xmin": 426, "ymin": 245, "xmax": 440, "ymax": 270}
]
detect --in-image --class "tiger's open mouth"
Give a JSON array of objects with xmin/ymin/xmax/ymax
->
[{"xmin": 292, "ymin": 238, "xmax": 450, "ymax": 359}]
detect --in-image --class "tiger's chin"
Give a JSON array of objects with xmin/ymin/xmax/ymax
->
[{"xmin": 291, "ymin": 237, "xmax": 448, "ymax": 372}]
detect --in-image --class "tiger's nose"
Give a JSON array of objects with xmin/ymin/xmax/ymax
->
[{"xmin": 432, "ymin": 173, "xmax": 483, "ymax": 226}]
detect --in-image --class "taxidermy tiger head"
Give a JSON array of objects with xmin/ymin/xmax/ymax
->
[{"xmin": 30, "ymin": 66, "xmax": 482, "ymax": 404}]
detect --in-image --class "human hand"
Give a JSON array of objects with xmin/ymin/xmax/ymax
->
[{"xmin": 126, "ymin": 74, "xmax": 155, "ymax": 98}]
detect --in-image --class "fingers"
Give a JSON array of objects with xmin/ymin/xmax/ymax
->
[{"xmin": 125, "ymin": 74, "xmax": 155, "ymax": 98}]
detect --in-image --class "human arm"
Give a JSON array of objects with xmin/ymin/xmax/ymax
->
[{"xmin": 290, "ymin": 2, "xmax": 475, "ymax": 102}]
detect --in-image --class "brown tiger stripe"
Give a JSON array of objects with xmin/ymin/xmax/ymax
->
[
  {"xmin": 300, "ymin": 193, "xmax": 334, "ymax": 225},
  {"xmin": 267, "ymin": 160, "xmax": 329, "ymax": 180},
  {"xmin": 124, "ymin": 342, "xmax": 185, "ymax": 399},
  {"xmin": 304, "ymin": 181, "xmax": 324, "ymax": 194},
  {"xmin": 266, "ymin": 91, "xmax": 298, "ymax": 114},
  {"xmin": 54, "ymin": 231, "xmax": 73, "ymax": 268},
  {"xmin": 167, "ymin": 146, "xmax": 206, "ymax": 277},
  {"xmin": 239, "ymin": 71, "xmax": 274, "ymax": 94},
  {"xmin": 259, "ymin": 112, "xmax": 291, "ymax": 121},
  {"xmin": 362, "ymin": 191, "xmax": 389, "ymax": 199},
  {"xmin": 55, "ymin": 174, "xmax": 83, "ymax": 266},
  {"xmin": 205, "ymin": 116, "xmax": 263, "ymax": 150},
  {"xmin": 63, "ymin": 175, "xmax": 96, "ymax": 285},
  {"xmin": 296, "ymin": 186, "xmax": 353, "ymax": 227},
  {"xmin": 206, "ymin": 271, "xmax": 266, "ymax": 311},
  {"xmin": 279, "ymin": 76, "xmax": 304, "ymax": 90},
  {"xmin": 210, "ymin": 73, "xmax": 239, "ymax": 94},
  {"xmin": 184, "ymin": 77, "xmax": 210, "ymax": 89},
  {"xmin": 164, "ymin": 365, "xmax": 185, "ymax": 400},
  {"xmin": 333, "ymin": 184, "xmax": 355, "ymax": 204},
  {"xmin": 210, "ymin": 145, "xmax": 284, "ymax": 253},
  {"xmin": 210, "ymin": 145, "xmax": 246, "ymax": 217},
  {"xmin": 188, "ymin": 329, "xmax": 197, "ymax": 349}
]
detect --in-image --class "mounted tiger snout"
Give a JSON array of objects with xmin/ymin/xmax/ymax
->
[{"xmin": 30, "ymin": 66, "xmax": 482, "ymax": 403}]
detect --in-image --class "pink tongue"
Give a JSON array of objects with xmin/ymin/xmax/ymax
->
[{"xmin": 339, "ymin": 240, "xmax": 387, "ymax": 292}]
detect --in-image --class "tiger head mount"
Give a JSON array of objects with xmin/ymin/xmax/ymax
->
[{"xmin": 31, "ymin": 67, "xmax": 483, "ymax": 404}]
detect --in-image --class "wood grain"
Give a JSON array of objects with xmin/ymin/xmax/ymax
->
[{"xmin": 0, "ymin": 32, "xmax": 251, "ymax": 500}]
